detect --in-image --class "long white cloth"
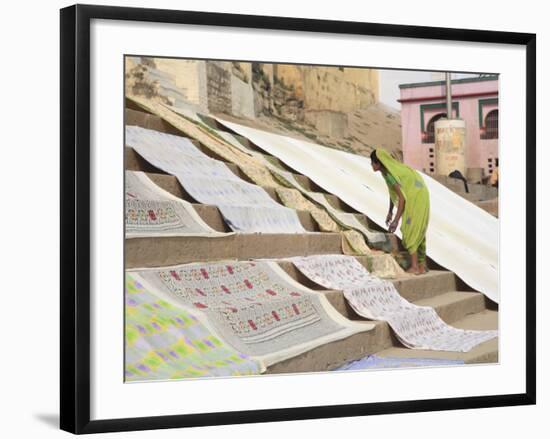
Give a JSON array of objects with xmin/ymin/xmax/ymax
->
[
  {"xmin": 290, "ymin": 255, "xmax": 497, "ymax": 352},
  {"xmin": 126, "ymin": 125, "xmax": 306, "ymax": 234},
  {"xmin": 218, "ymin": 120, "xmax": 499, "ymax": 303},
  {"xmin": 125, "ymin": 171, "xmax": 224, "ymax": 237}
]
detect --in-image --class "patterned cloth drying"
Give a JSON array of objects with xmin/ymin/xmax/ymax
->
[
  {"xmin": 290, "ymin": 255, "xmax": 497, "ymax": 352},
  {"xmin": 126, "ymin": 125, "xmax": 305, "ymax": 234},
  {"xmin": 125, "ymin": 170, "xmax": 223, "ymax": 237},
  {"xmin": 125, "ymin": 273, "xmax": 264, "ymax": 381},
  {"xmin": 129, "ymin": 260, "xmax": 372, "ymax": 366}
]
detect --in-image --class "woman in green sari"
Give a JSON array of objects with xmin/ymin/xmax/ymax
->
[{"xmin": 370, "ymin": 149, "xmax": 430, "ymax": 274}]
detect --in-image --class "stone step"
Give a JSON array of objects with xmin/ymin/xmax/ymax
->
[
  {"xmin": 125, "ymin": 146, "xmax": 239, "ymax": 177},
  {"xmin": 374, "ymin": 310, "xmax": 498, "ymax": 364},
  {"xmin": 391, "ymin": 267, "xmax": 460, "ymax": 298},
  {"xmin": 322, "ymin": 290, "xmax": 488, "ymax": 325},
  {"xmin": 265, "ymin": 320, "xmax": 392, "ymax": 374},
  {"xmin": 126, "ymin": 147, "xmax": 350, "ymax": 208},
  {"xmin": 195, "ymin": 203, "xmax": 318, "ymax": 232},
  {"xmin": 126, "ymin": 108, "xmax": 182, "ymax": 136},
  {"xmin": 276, "ymin": 259, "xmax": 458, "ymax": 302},
  {"xmin": 414, "ymin": 290, "xmax": 489, "ymax": 324},
  {"xmin": 126, "ymin": 113, "xmax": 398, "ymax": 245},
  {"xmin": 126, "ymin": 159, "xmax": 391, "ymax": 246},
  {"xmin": 126, "ymin": 147, "xmax": 346, "ymax": 211},
  {"xmin": 125, "ymin": 233, "xmax": 343, "ymax": 269},
  {"xmin": 125, "ymin": 110, "xmax": 364, "ymax": 214},
  {"xmin": 266, "ymin": 309, "xmax": 498, "ymax": 374},
  {"xmin": 129, "ymin": 170, "xmax": 319, "ymax": 232},
  {"xmin": 125, "ymin": 108, "xmax": 318, "ymax": 189}
]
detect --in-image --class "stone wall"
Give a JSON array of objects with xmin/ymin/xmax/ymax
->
[
  {"xmin": 302, "ymin": 66, "xmax": 377, "ymax": 113},
  {"xmin": 231, "ymin": 75, "xmax": 255, "ymax": 119},
  {"xmin": 125, "ymin": 58, "xmax": 380, "ymax": 131},
  {"xmin": 153, "ymin": 59, "xmax": 207, "ymax": 108},
  {"xmin": 206, "ymin": 62, "xmax": 232, "ymax": 114},
  {"xmin": 266, "ymin": 64, "xmax": 379, "ymax": 135},
  {"xmin": 273, "ymin": 64, "xmax": 378, "ymax": 113},
  {"xmin": 304, "ymin": 110, "xmax": 349, "ymax": 138}
]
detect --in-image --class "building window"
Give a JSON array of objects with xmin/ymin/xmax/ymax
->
[
  {"xmin": 423, "ymin": 113, "xmax": 446, "ymax": 144},
  {"xmin": 481, "ymin": 110, "xmax": 499, "ymax": 139}
]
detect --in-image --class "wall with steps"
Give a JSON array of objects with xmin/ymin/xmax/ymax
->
[
  {"xmin": 124, "ymin": 105, "xmax": 498, "ymax": 373},
  {"xmin": 433, "ymin": 175, "xmax": 498, "ymax": 202}
]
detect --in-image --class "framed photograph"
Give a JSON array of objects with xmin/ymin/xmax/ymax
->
[{"xmin": 60, "ymin": 4, "xmax": 536, "ymax": 434}]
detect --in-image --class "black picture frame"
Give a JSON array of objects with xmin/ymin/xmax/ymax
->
[{"xmin": 60, "ymin": 4, "xmax": 536, "ymax": 434}]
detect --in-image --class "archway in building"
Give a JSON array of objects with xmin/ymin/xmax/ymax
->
[
  {"xmin": 483, "ymin": 109, "xmax": 499, "ymax": 139},
  {"xmin": 424, "ymin": 113, "xmax": 446, "ymax": 143}
]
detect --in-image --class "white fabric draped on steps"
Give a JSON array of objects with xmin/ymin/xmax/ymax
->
[
  {"xmin": 217, "ymin": 120, "xmax": 499, "ymax": 304},
  {"xmin": 126, "ymin": 125, "xmax": 306, "ymax": 234}
]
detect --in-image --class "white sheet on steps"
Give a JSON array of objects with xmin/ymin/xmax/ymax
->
[
  {"xmin": 289, "ymin": 254, "xmax": 498, "ymax": 352},
  {"xmin": 126, "ymin": 125, "xmax": 306, "ymax": 234},
  {"xmin": 218, "ymin": 120, "xmax": 499, "ymax": 304}
]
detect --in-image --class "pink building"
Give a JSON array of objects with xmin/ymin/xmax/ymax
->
[{"xmin": 399, "ymin": 75, "xmax": 499, "ymax": 179}]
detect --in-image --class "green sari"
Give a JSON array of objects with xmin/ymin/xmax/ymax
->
[{"xmin": 376, "ymin": 149, "xmax": 430, "ymax": 263}]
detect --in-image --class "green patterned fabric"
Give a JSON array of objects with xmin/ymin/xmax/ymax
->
[
  {"xmin": 125, "ymin": 273, "xmax": 263, "ymax": 381},
  {"xmin": 376, "ymin": 148, "xmax": 430, "ymax": 260}
]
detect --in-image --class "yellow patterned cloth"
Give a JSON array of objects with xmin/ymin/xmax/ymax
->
[
  {"xmin": 276, "ymin": 187, "xmax": 340, "ymax": 232},
  {"xmin": 125, "ymin": 273, "xmax": 264, "ymax": 381},
  {"xmin": 238, "ymin": 162, "xmax": 283, "ymax": 189},
  {"xmin": 342, "ymin": 232, "xmax": 403, "ymax": 279},
  {"xmin": 367, "ymin": 254, "xmax": 405, "ymax": 279},
  {"xmin": 342, "ymin": 230, "xmax": 372, "ymax": 255}
]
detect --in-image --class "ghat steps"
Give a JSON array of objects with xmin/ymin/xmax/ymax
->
[
  {"xmin": 125, "ymin": 147, "xmax": 383, "ymax": 232},
  {"xmin": 124, "ymin": 106, "xmax": 498, "ymax": 372}
]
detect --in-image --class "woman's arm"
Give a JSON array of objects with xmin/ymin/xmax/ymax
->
[
  {"xmin": 389, "ymin": 184, "xmax": 405, "ymax": 233},
  {"xmin": 386, "ymin": 199, "xmax": 394, "ymax": 225}
]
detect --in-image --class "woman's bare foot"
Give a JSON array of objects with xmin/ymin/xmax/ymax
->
[
  {"xmin": 406, "ymin": 252, "xmax": 420, "ymax": 275},
  {"xmin": 406, "ymin": 264, "xmax": 426, "ymax": 275},
  {"xmin": 406, "ymin": 266, "xmax": 419, "ymax": 275}
]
